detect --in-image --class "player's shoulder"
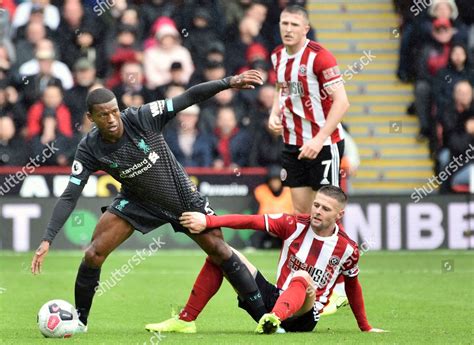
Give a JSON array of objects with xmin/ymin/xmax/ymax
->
[
  {"xmin": 337, "ymin": 227, "xmax": 358, "ymax": 249},
  {"xmin": 271, "ymin": 44, "xmax": 285, "ymax": 57},
  {"xmin": 295, "ymin": 213, "xmax": 311, "ymax": 225}
]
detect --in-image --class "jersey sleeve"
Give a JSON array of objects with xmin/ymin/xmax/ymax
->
[
  {"xmin": 70, "ymin": 142, "xmax": 97, "ymax": 187},
  {"xmin": 263, "ymin": 213, "xmax": 298, "ymax": 240},
  {"xmin": 341, "ymin": 245, "xmax": 360, "ymax": 277},
  {"xmin": 134, "ymin": 99, "xmax": 176, "ymax": 132},
  {"xmin": 313, "ymin": 49, "xmax": 343, "ymax": 90}
]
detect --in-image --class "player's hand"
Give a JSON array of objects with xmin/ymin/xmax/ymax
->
[
  {"xmin": 31, "ymin": 240, "xmax": 50, "ymax": 275},
  {"xmin": 230, "ymin": 69, "xmax": 263, "ymax": 89},
  {"xmin": 367, "ymin": 328, "xmax": 388, "ymax": 333},
  {"xmin": 268, "ymin": 112, "xmax": 283, "ymax": 135},
  {"xmin": 179, "ymin": 212, "xmax": 207, "ymax": 233},
  {"xmin": 298, "ymin": 136, "xmax": 324, "ymax": 160}
]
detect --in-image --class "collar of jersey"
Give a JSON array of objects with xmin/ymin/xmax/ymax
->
[
  {"xmin": 311, "ymin": 222, "xmax": 339, "ymax": 241},
  {"xmin": 284, "ymin": 38, "xmax": 310, "ymax": 59}
]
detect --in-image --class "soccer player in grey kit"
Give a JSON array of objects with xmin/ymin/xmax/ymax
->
[{"xmin": 30, "ymin": 70, "xmax": 267, "ymax": 333}]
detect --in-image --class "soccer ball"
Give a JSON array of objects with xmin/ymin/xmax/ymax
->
[{"xmin": 37, "ymin": 299, "xmax": 79, "ymax": 338}]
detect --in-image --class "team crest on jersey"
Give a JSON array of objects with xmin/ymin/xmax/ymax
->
[
  {"xmin": 298, "ymin": 64, "xmax": 307, "ymax": 76},
  {"xmin": 329, "ymin": 255, "xmax": 340, "ymax": 267}
]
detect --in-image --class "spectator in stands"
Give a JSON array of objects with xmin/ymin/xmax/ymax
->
[
  {"xmin": 64, "ymin": 58, "xmax": 97, "ymax": 132},
  {"xmin": 117, "ymin": 6, "xmax": 144, "ymax": 44},
  {"xmin": 438, "ymin": 80, "xmax": 474, "ymax": 192},
  {"xmin": 190, "ymin": 59, "xmax": 226, "ymax": 86},
  {"xmin": 424, "ymin": 0, "xmax": 468, "ymax": 45},
  {"xmin": 143, "ymin": 19, "xmax": 194, "ymax": 88},
  {"xmin": 248, "ymin": 165, "xmax": 292, "ymax": 249},
  {"xmin": 434, "ymin": 44, "xmax": 474, "ymax": 126},
  {"xmin": 0, "ymin": 84, "xmax": 28, "ymax": 166},
  {"xmin": 414, "ymin": 18, "xmax": 454, "ymax": 150},
  {"xmin": 27, "ymin": 84, "xmax": 74, "ymax": 166},
  {"xmin": 157, "ymin": 62, "xmax": 186, "ymax": 98},
  {"xmin": 245, "ymin": 82, "xmax": 274, "ymax": 134},
  {"xmin": 183, "ymin": 8, "xmax": 223, "ymax": 72},
  {"xmin": 112, "ymin": 61, "xmax": 156, "ymax": 109},
  {"xmin": 56, "ymin": 0, "xmax": 107, "ymax": 78},
  {"xmin": 12, "ymin": 0, "xmax": 60, "ymax": 38},
  {"xmin": 14, "ymin": 21, "xmax": 46, "ymax": 69},
  {"xmin": 199, "ymin": 88, "xmax": 245, "ymax": 134},
  {"xmin": 106, "ymin": 24, "xmax": 143, "ymax": 90},
  {"xmin": 213, "ymin": 106, "xmax": 251, "ymax": 169},
  {"xmin": 0, "ymin": 45, "xmax": 13, "ymax": 86},
  {"xmin": 225, "ymin": 15, "xmax": 268, "ymax": 75},
  {"xmin": 165, "ymin": 104, "xmax": 215, "ymax": 167},
  {"xmin": 19, "ymin": 38, "xmax": 73, "ymax": 91},
  {"xmin": 206, "ymin": 42, "xmax": 226, "ymax": 64}
]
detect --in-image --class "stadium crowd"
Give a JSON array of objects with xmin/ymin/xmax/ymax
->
[
  {"xmin": 0, "ymin": 0, "xmax": 316, "ymax": 171},
  {"xmin": 394, "ymin": 0, "xmax": 474, "ymax": 192}
]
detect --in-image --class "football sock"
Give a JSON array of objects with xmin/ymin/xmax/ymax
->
[
  {"xmin": 220, "ymin": 252, "xmax": 266, "ymax": 322},
  {"xmin": 179, "ymin": 257, "xmax": 223, "ymax": 322},
  {"xmin": 272, "ymin": 276, "xmax": 309, "ymax": 321},
  {"xmin": 74, "ymin": 260, "xmax": 101, "ymax": 325},
  {"xmin": 334, "ymin": 275, "xmax": 346, "ymax": 297}
]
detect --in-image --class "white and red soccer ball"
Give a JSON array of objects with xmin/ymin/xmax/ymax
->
[{"xmin": 37, "ymin": 300, "xmax": 78, "ymax": 338}]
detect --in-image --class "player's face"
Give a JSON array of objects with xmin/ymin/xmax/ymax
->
[
  {"xmin": 279, "ymin": 11, "xmax": 310, "ymax": 49},
  {"xmin": 310, "ymin": 193, "xmax": 344, "ymax": 232},
  {"xmin": 87, "ymin": 98, "xmax": 123, "ymax": 142}
]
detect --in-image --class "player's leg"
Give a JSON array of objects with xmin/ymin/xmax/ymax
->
[
  {"xmin": 290, "ymin": 187, "xmax": 316, "ymax": 214},
  {"xmin": 75, "ymin": 211, "xmax": 134, "ymax": 326},
  {"xmin": 256, "ymin": 270, "xmax": 315, "ymax": 334},
  {"xmin": 187, "ymin": 230, "xmax": 267, "ymax": 320},
  {"xmin": 145, "ymin": 246, "xmax": 262, "ymax": 333}
]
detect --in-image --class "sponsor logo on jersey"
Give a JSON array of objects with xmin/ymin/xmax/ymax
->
[
  {"xmin": 109, "ymin": 162, "xmax": 118, "ymax": 168},
  {"xmin": 71, "ymin": 160, "xmax": 83, "ymax": 175},
  {"xmin": 150, "ymin": 100, "xmax": 166, "ymax": 117}
]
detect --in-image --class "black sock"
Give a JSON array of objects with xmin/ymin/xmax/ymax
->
[
  {"xmin": 220, "ymin": 252, "xmax": 266, "ymax": 322},
  {"xmin": 75, "ymin": 260, "xmax": 101, "ymax": 325}
]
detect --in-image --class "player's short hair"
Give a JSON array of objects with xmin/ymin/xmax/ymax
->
[
  {"xmin": 86, "ymin": 88, "xmax": 116, "ymax": 113},
  {"xmin": 281, "ymin": 5, "xmax": 309, "ymax": 24},
  {"xmin": 317, "ymin": 185, "xmax": 348, "ymax": 206}
]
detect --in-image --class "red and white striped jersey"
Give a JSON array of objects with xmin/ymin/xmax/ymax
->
[
  {"xmin": 271, "ymin": 39, "xmax": 344, "ymax": 147},
  {"xmin": 263, "ymin": 213, "xmax": 359, "ymax": 313}
]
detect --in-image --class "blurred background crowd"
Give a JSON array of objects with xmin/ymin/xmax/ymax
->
[
  {"xmin": 394, "ymin": 0, "xmax": 474, "ymax": 192},
  {"xmin": 0, "ymin": 0, "xmax": 318, "ymax": 171}
]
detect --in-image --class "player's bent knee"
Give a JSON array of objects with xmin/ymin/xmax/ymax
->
[
  {"xmin": 293, "ymin": 270, "xmax": 312, "ymax": 282},
  {"xmin": 84, "ymin": 245, "xmax": 107, "ymax": 268}
]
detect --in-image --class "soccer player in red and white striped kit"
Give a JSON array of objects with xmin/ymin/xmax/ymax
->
[{"xmin": 152, "ymin": 186, "xmax": 385, "ymax": 334}]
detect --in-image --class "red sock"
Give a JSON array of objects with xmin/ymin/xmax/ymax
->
[
  {"xmin": 179, "ymin": 257, "xmax": 223, "ymax": 322},
  {"xmin": 271, "ymin": 276, "xmax": 309, "ymax": 321}
]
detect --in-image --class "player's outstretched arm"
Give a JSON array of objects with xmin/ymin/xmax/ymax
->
[
  {"xmin": 179, "ymin": 212, "xmax": 266, "ymax": 234},
  {"xmin": 344, "ymin": 275, "xmax": 387, "ymax": 332},
  {"xmin": 31, "ymin": 182, "xmax": 85, "ymax": 275},
  {"xmin": 171, "ymin": 70, "xmax": 263, "ymax": 113}
]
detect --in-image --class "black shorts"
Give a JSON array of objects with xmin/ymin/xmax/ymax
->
[
  {"xmin": 238, "ymin": 271, "xmax": 318, "ymax": 332},
  {"xmin": 103, "ymin": 193, "xmax": 214, "ymax": 234},
  {"xmin": 281, "ymin": 140, "xmax": 344, "ymax": 190}
]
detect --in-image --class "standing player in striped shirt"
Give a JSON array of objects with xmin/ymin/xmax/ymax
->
[
  {"xmin": 269, "ymin": 5, "xmax": 349, "ymax": 214},
  {"xmin": 175, "ymin": 186, "xmax": 385, "ymax": 334},
  {"xmin": 269, "ymin": 4, "xmax": 350, "ymax": 311}
]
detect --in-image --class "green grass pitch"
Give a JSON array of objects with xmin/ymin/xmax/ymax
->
[{"xmin": 0, "ymin": 250, "xmax": 473, "ymax": 344}]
